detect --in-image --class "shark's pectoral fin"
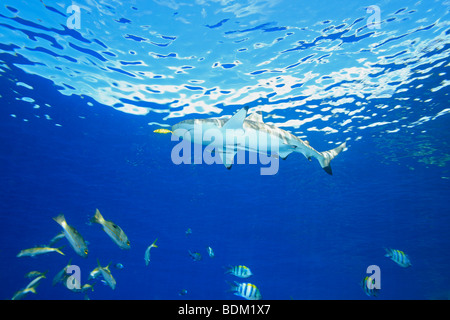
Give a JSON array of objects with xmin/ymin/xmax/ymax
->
[
  {"xmin": 218, "ymin": 148, "xmax": 236, "ymax": 169},
  {"xmin": 278, "ymin": 145, "xmax": 296, "ymax": 160},
  {"xmin": 223, "ymin": 107, "xmax": 248, "ymax": 130}
]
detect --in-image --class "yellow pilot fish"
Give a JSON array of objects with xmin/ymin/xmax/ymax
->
[
  {"xmin": 53, "ymin": 214, "xmax": 88, "ymax": 258},
  {"xmin": 90, "ymin": 209, "xmax": 130, "ymax": 250},
  {"xmin": 153, "ymin": 128, "xmax": 172, "ymax": 134}
]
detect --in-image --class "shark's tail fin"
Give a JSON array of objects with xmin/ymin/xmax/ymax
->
[{"xmin": 318, "ymin": 141, "xmax": 347, "ymax": 175}]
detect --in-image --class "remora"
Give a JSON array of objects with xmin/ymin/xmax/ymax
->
[{"xmin": 171, "ymin": 107, "xmax": 347, "ymax": 175}]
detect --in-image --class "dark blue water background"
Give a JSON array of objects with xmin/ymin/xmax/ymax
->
[{"xmin": 0, "ymin": 0, "xmax": 449, "ymax": 300}]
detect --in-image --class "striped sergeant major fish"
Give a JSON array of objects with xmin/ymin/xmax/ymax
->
[
  {"xmin": 227, "ymin": 281, "xmax": 262, "ymax": 300},
  {"xmin": 360, "ymin": 276, "xmax": 380, "ymax": 297},
  {"xmin": 384, "ymin": 248, "xmax": 412, "ymax": 267},
  {"xmin": 171, "ymin": 107, "xmax": 347, "ymax": 175},
  {"xmin": 225, "ymin": 265, "xmax": 253, "ymax": 278}
]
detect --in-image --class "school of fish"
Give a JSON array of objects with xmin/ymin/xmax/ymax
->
[
  {"xmin": 12, "ymin": 208, "xmax": 157, "ymax": 300},
  {"xmin": 10, "ymin": 127, "xmax": 408, "ymax": 300},
  {"xmin": 13, "ymin": 204, "xmax": 413, "ymax": 299}
]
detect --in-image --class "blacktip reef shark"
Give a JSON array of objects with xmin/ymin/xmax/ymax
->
[{"xmin": 171, "ymin": 107, "xmax": 347, "ymax": 175}]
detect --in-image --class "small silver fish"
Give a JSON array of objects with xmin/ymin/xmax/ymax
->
[
  {"xmin": 13, "ymin": 273, "xmax": 47, "ymax": 299},
  {"xmin": 206, "ymin": 246, "xmax": 215, "ymax": 258},
  {"xmin": 144, "ymin": 238, "xmax": 158, "ymax": 266},
  {"xmin": 24, "ymin": 270, "xmax": 47, "ymax": 279},
  {"xmin": 11, "ymin": 286, "xmax": 37, "ymax": 300},
  {"xmin": 53, "ymin": 214, "xmax": 88, "ymax": 258},
  {"xmin": 25, "ymin": 274, "xmax": 46, "ymax": 289},
  {"xmin": 188, "ymin": 250, "xmax": 202, "ymax": 261},
  {"xmin": 53, "ymin": 259, "xmax": 73, "ymax": 286},
  {"xmin": 17, "ymin": 246, "xmax": 65, "ymax": 258},
  {"xmin": 88, "ymin": 267, "xmax": 101, "ymax": 281},
  {"xmin": 114, "ymin": 263, "xmax": 124, "ymax": 270},
  {"xmin": 11, "ymin": 275, "xmax": 45, "ymax": 300},
  {"xmin": 48, "ymin": 232, "xmax": 65, "ymax": 246},
  {"xmin": 97, "ymin": 259, "xmax": 116, "ymax": 290},
  {"xmin": 178, "ymin": 289, "xmax": 188, "ymax": 296},
  {"xmin": 90, "ymin": 209, "xmax": 130, "ymax": 250}
]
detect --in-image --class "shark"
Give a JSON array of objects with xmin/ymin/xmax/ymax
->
[{"xmin": 171, "ymin": 107, "xmax": 347, "ymax": 175}]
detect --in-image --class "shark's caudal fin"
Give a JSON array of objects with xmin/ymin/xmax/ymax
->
[{"xmin": 318, "ymin": 141, "xmax": 347, "ymax": 175}]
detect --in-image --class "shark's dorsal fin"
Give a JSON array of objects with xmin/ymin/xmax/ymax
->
[
  {"xmin": 246, "ymin": 112, "xmax": 264, "ymax": 123},
  {"xmin": 223, "ymin": 107, "xmax": 248, "ymax": 130}
]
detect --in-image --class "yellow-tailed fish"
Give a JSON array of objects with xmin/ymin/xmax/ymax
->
[
  {"xmin": 17, "ymin": 246, "xmax": 65, "ymax": 257},
  {"xmin": 25, "ymin": 275, "xmax": 46, "ymax": 289},
  {"xmin": 384, "ymin": 248, "xmax": 412, "ymax": 268},
  {"xmin": 53, "ymin": 259, "xmax": 72, "ymax": 286},
  {"xmin": 53, "ymin": 214, "xmax": 88, "ymax": 258},
  {"xmin": 144, "ymin": 238, "xmax": 158, "ymax": 266},
  {"xmin": 48, "ymin": 232, "xmax": 65, "ymax": 246},
  {"xmin": 24, "ymin": 270, "xmax": 47, "ymax": 279},
  {"xmin": 225, "ymin": 265, "xmax": 253, "ymax": 278},
  {"xmin": 11, "ymin": 286, "xmax": 37, "ymax": 300},
  {"xmin": 228, "ymin": 281, "xmax": 262, "ymax": 300},
  {"xmin": 64, "ymin": 277, "xmax": 90, "ymax": 293},
  {"xmin": 154, "ymin": 128, "xmax": 172, "ymax": 134},
  {"xmin": 90, "ymin": 209, "xmax": 130, "ymax": 250},
  {"xmin": 97, "ymin": 259, "xmax": 116, "ymax": 290},
  {"xmin": 88, "ymin": 266, "xmax": 101, "ymax": 280},
  {"xmin": 81, "ymin": 283, "xmax": 94, "ymax": 293}
]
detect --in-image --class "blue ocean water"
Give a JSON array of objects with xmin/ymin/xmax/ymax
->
[{"xmin": 0, "ymin": 0, "xmax": 449, "ymax": 300}]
